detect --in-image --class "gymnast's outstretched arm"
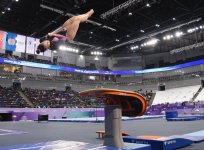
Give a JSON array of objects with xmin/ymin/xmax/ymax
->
[
  {"xmin": 50, "ymin": 26, "xmax": 66, "ymax": 34},
  {"xmin": 48, "ymin": 33, "xmax": 66, "ymax": 38}
]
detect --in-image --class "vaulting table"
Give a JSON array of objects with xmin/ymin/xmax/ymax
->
[{"xmin": 80, "ymin": 88, "xmax": 147, "ymax": 148}]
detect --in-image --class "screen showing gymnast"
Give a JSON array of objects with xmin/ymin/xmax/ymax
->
[{"xmin": 36, "ymin": 9, "xmax": 94, "ymax": 54}]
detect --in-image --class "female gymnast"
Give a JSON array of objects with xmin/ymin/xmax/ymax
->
[{"xmin": 36, "ymin": 9, "xmax": 94, "ymax": 54}]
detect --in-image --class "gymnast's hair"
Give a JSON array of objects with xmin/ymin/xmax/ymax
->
[
  {"xmin": 39, "ymin": 36, "xmax": 48, "ymax": 43},
  {"xmin": 36, "ymin": 43, "xmax": 46, "ymax": 54}
]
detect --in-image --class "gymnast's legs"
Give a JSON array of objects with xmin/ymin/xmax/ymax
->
[
  {"xmin": 51, "ymin": 9, "xmax": 94, "ymax": 41},
  {"xmin": 63, "ymin": 9, "xmax": 94, "ymax": 41}
]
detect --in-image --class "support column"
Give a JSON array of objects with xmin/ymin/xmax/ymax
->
[{"xmin": 103, "ymin": 105, "xmax": 124, "ymax": 148}]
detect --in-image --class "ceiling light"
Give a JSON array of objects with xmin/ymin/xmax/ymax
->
[
  {"xmin": 90, "ymin": 32, "xmax": 93, "ymax": 34},
  {"xmin": 66, "ymin": 47, "xmax": 70, "ymax": 51},
  {"xmin": 128, "ymin": 12, "xmax": 132, "ymax": 16},
  {"xmin": 15, "ymin": 0, "xmax": 19, "ymax": 2},
  {"xmin": 94, "ymin": 57, "xmax": 99, "ymax": 61},
  {"xmin": 175, "ymin": 31, "xmax": 183, "ymax": 37},
  {"xmin": 187, "ymin": 29, "xmax": 192, "ymax": 33},
  {"xmin": 145, "ymin": 39, "xmax": 159, "ymax": 46},
  {"xmin": 172, "ymin": 18, "xmax": 176, "ymax": 21},
  {"xmin": 155, "ymin": 24, "xmax": 160, "ymax": 27},
  {"xmin": 187, "ymin": 27, "xmax": 200, "ymax": 33},
  {"xmin": 140, "ymin": 30, "xmax": 145, "ymax": 33},
  {"xmin": 131, "ymin": 45, "xmax": 139, "ymax": 50},
  {"xmin": 126, "ymin": 34, "xmax": 130, "ymax": 37},
  {"xmin": 146, "ymin": 3, "xmax": 151, "ymax": 7},
  {"xmin": 59, "ymin": 45, "xmax": 67, "ymax": 51},
  {"xmin": 166, "ymin": 35, "xmax": 172, "ymax": 39},
  {"xmin": 116, "ymin": 39, "xmax": 120, "ymax": 42},
  {"xmin": 91, "ymin": 51, "xmax": 103, "ymax": 56},
  {"xmin": 7, "ymin": 8, "xmax": 11, "ymax": 11},
  {"xmin": 163, "ymin": 34, "xmax": 174, "ymax": 40},
  {"xmin": 2, "ymin": 11, "xmax": 5, "ymax": 14},
  {"xmin": 166, "ymin": 35, "xmax": 171, "ymax": 40}
]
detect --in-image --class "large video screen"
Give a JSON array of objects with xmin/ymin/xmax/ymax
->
[{"xmin": 0, "ymin": 58, "xmax": 204, "ymax": 75}]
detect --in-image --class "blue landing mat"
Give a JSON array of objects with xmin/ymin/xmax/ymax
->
[
  {"xmin": 183, "ymin": 130, "xmax": 204, "ymax": 142},
  {"xmin": 185, "ymin": 130, "xmax": 204, "ymax": 137},
  {"xmin": 168, "ymin": 135, "xmax": 204, "ymax": 143},
  {"xmin": 0, "ymin": 140, "xmax": 151, "ymax": 150},
  {"xmin": 123, "ymin": 136, "xmax": 193, "ymax": 150},
  {"xmin": 167, "ymin": 115, "xmax": 204, "ymax": 121},
  {"xmin": 168, "ymin": 117, "xmax": 197, "ymax": 121},
  {"xmin": 123, "ymin": 130, "xmax": 204, "ymax": 150}
]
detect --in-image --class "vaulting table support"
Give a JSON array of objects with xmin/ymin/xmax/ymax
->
[{"xmin": 104, "ymin": 105, "xmax": 123, "ymax": 148}]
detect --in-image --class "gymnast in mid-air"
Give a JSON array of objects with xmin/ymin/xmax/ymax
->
[{"xmin": 36, "ymin": 9, "xmax": 94, "ymax": 54}]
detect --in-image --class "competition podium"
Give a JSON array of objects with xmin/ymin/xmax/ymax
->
[{"xmin": 80, "ymin": 88, "xmax": 147, "ymax": 149}]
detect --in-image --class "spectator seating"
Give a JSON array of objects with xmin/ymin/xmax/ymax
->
[
  {"xmin": 153, "ymin": 85, "xmax": 200, "ymax": 105},
  {"xmin": 0, "ymin": 86, "xmax": 28, "ymax": 108},
  {"xmin": 21, "ymin": 88, "xmax": 104, "ymax": 108}
]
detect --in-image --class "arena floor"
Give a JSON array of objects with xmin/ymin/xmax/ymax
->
[{"xmin": 0, "ymin": 118, "xmax": 203, "ymax": 150}]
